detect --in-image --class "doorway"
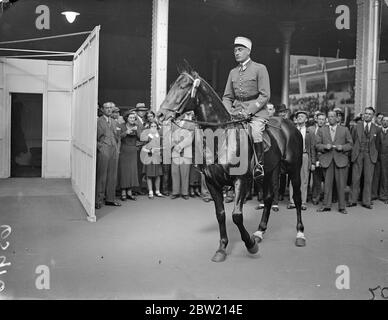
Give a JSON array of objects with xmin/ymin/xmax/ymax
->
[{"xmin": 11, "ymin": 93, "xmax": 43, "ymax": 177}]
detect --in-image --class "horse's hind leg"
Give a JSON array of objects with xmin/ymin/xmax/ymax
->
[
  {"xmin": 206, "ymin": 181, "xmax": 229, "ymax": 262},
  {"xmin": 289, "ymin": 170, "xmax": 306, "ymax": 247},
  {"xmin": 254, "ymin": 167, "xmax": 276, "ymax": 243},
  {"xmin": 232, "ymin": 177, "xmax": 259, "ymax": 254}
]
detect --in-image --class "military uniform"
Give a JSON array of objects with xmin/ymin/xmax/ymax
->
[{"xmin": 222, "ymin": 59, "xmax": 270, "ymax": 143}]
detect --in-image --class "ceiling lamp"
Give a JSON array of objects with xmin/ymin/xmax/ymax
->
[{"xmin": 61, "ymin": 11, "xmax": 80, "ymax": 23}]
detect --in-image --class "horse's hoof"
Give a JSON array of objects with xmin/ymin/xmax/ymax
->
[
  {"xmin": 247, "ymin": 238, "xmax": 259, "ymax": 254},
  {"xmin": 295, "ymin": 237, "xmax": 306, "ymax": 247},
  {"xmin": 253, "ymin": 231, "xmax": 264, "ymax": 244},
  {"xmin": 211, "ymin": 250, "xmax": 227, "ymax": 262}
]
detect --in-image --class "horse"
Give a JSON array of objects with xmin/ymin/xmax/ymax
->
[{"xmin": 157, "ymin": 65, "xmax": 305, "ymax": 262}]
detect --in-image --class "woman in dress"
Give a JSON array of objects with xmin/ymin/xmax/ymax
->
[{"xmin": 118, "ymin": 111, "xmax": 141, "ymax": 201}]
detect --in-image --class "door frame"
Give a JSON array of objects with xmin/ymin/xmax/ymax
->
[
  {"xmin": 8, "ymin": 92, "xmax": 45, "ymax": 178},
  {"xmin": 5, "ymin": 83, "xmax": 46, "ymax": 178}
]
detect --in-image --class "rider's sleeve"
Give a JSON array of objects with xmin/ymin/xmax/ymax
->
[
  {"xmin": 222, "ymin": 70, "xmax": 235, "ymax": 113},
  {"xmin": 248, "ymin": 64, "xmax": 271, "ymax": 115}
]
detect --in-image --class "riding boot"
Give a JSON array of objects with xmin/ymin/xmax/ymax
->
[{"xmin": 253, "ymin": 142, "xmax": 264, "ymax": 182}]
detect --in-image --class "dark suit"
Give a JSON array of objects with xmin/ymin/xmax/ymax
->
[
  {"xmin": 378, "ymin": 128, "xmax": 388, "ymax": 201},
  {"xmin": 289, "ymin": 125, "xmax": 316, "ymax": 205},
  {"xmin": 316, "ymin": 125, "xmax": 353, "ymax": 210},
  {"xmin": 350, "ymin": 122, "xmax": 381, "ymax": 206},
  {"xmin": 96, "ymin": 116, "xmax": 119, "ymax": 205},
  {"xmin": 308, "ymin": 124, "xmax": 325, "ymax": 203}
]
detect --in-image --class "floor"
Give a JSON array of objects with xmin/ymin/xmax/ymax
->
[{"xmin": 0, "ymin": 178, "xmax": 387, "ymax": 300}]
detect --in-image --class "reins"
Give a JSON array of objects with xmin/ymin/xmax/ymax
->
[{"xmin": 170, "ymin": 72, "xmax": 282, "ymax": 130}]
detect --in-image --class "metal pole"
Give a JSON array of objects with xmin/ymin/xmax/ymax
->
[
  {"xmin": 279, "ymin": 22, "xmax": 295, "ymax": 108},
  {"xmin": 370, "ymin": 0, "xmax": 381, "ymax": 109}
]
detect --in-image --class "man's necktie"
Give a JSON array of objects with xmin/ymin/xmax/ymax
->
[
  {"xmin": 365, "ymin": 123, "xmax": 369, "ymax": 135},
  {"xmin": 330, "ymin": 126, "xmax": 335, "ymax": 141}
]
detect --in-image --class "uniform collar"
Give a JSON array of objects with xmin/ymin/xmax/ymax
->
[{"xmin": 240, "ymin": 58, "xmax": 251, "ymax": 71}]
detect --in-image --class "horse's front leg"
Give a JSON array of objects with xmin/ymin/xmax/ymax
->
[
  {"xmin": 232, "ymin": 177, "xmax": 259, "ymax": 254},
  {"xmin": 206, "ymin": 180, "xmax": 229, "ymax": 262},
  {"xmin": 289, "ymin": 170, "xmax": 306, "ymax": 247}
]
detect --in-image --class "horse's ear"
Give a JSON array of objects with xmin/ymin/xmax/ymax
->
[
  {"xmin": 177, "ymin": 63, "xmax": 184, "ymax": 74},
  {"xmin": 182, "ymin": 59, "xmax": 193, "ymax": 74}
]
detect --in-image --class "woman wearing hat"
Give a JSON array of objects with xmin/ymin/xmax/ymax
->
[{"xmin": 118, "ymin": 111, "xmax": 141, "ymax": 201}]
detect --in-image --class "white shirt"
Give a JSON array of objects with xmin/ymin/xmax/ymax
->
[
  {"xmin": 363, "ymin": 121, "xmax": 371, "ymax": 132},
  {"xmin": 103, "ymin": 115, "xmax": 111, "ymax": 125},
  {"xmin": 329, "ymin": 124, "xmax": 337, "ymax": 141},
  {"xmin": 383, "ymin": 128, "xmax": 388, "ymax": 134}
]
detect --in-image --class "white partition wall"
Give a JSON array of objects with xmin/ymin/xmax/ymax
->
[
  {"xmin": 71, "ymin": 26, "xmax": 100, "ymax": 222},
  {"xmin": 0, "ymin": 58, "xmax": 73, "ymax": 178},
  {"xmin": 0, "ymin": 61, "xmax": 4, "ymax": 178}
]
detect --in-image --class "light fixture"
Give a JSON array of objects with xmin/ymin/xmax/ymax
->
[{"xmin": 61, "ymin": 11, "xmax": 80, "ymax": 23}]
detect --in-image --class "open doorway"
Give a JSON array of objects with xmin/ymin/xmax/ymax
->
[{"xmin": 11, "ymin": 93, "xmax": 43, "ymax": 177}]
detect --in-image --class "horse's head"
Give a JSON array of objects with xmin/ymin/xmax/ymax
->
[{"xmin": 157, "ymin": 65, "xmax": 201, "ymax": 123}]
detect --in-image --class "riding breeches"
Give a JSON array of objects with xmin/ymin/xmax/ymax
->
[{"xmin": 249, "ymin": 117, "xmax": 266, "ymax": 143}]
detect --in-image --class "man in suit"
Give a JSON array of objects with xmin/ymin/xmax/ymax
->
[
  {"xmin": 223, "ymin": 36, "xmax": 270, "ymax": 181},
  {"xmin": 134, "ymin": 103, "xmax": 148, "ymax": 195},
  {"xmin": 288, "ymin": 110, "xmax": 316, "ymax": 210},
  {"xmin": 348, "ymin": 107, "xmax": 381, "ymax": 209},
  {"xmin": 315, "ymin": 111, "xmax": 353, "ymax": 214},
  {"xmin": 308, "ymin": 112, "xmax": 326, "ymax": 205},
  {"xmin": 378, "ymin": 115, "xmax": 388, "ymax": 203},
  {"xmin": 276, "ymin": 104, "xmax": 289, "ymax": 201},
  {"xmin": 95, "ymin": 102, "xmax": 121, "ymax": 209},
  {"xmin": 170, "ymin": 111, "xmax": 195, "ymax": 199}
]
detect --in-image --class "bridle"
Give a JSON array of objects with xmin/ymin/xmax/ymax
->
[
  {"xmin": 165, "ymin": 72, "xmax": 278, "ymax": 130},
  {"xmin": 163, "ymin": 72, "xmax": 200, "ymax": 118}
]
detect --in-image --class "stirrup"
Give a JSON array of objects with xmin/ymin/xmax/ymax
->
[{"xmin": 253, "ymin": 163, "xmax": 264, "ymax": 182}]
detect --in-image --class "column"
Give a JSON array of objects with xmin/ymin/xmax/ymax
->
[
  {"xmin": 354, "ymin": 0, "xmax": 381, "ymax": 115},
  {"xmin": 278, "ymin": 21, "xmax": 295, "ymax": 108},
  {"xmin": 151, "ymin": 0, "xmax": 169, "ymax": 112}
]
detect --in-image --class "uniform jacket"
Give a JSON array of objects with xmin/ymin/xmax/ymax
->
[
  {"xmin": 316, "ymin": 125, "xmax": 353, "ymax": 168},
  {"xmin": 222, "ymin": 60, "xmax": 270, "ymax": 119},
  {"xmin": 351, "ymin": 122, "xmax": 380, "ymax": 164}
]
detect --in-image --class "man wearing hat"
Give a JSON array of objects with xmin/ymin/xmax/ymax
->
[
  {"xmin": 223, "ymin": 36, "xmax": 271, "ymax": 180},
  {"xmin": 135, "ymin": 102, "xmax": 149, "ymax": 126},
  {"xmin": 276, "ymin": 104, "xmax": 289, "ymax": 119},
  {"xmin": 95, "ymin": 102, "xmax": 122, "ymax": 209},
  {"xmin": 308, "ymin": 112, "xmax": 326, "ymax": 204},
  {"xmin": 134, "ymin": 102, "xmax": 149, "ymax": 195},
  {"xmin": 288, "ymin": 110, "xmax": 316, "ymax": 210},
  {"xmin": 333, "ymin": 107, "xmax": 344, "ymax": 126}
]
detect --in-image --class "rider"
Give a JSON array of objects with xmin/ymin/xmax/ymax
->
[{"xmin": 222, "ymin": 36, "xmax": 271, "ymax": 180}]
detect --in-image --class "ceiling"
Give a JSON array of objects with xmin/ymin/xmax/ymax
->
[{"xmin": 0, "ymin": 0, "xmax": 386, "ymax": 105}]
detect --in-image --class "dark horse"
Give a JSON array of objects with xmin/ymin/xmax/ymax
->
[{"xmin": 157, "ymin": 66, "xmax": 305, "ymax": 262}]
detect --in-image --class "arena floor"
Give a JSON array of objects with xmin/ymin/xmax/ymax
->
[{"xmin": 0, "ymin": 179, "xmax": 387, "ymax": 300}]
